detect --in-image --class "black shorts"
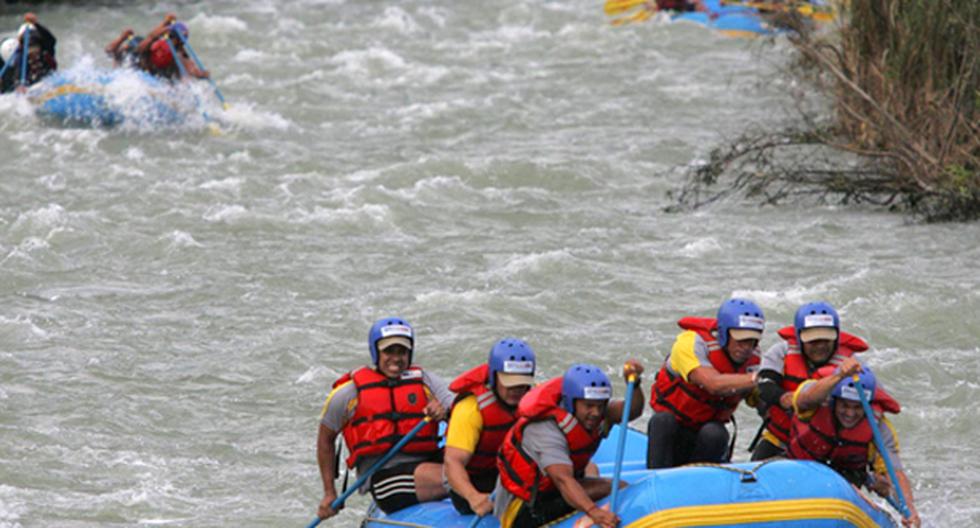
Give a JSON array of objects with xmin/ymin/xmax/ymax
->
[
  {"xmin": 510, "ymin": 490, "xmax": 575, "ymax": 528},
  {"xmin": 370, "ymin": 463, "xmax": 420, "ymax": 514}
]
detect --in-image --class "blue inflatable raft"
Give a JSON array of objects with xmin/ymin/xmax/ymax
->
[
  {"xmin": 670, "ymin": 0, "xmax": 778, "ymax": 37},
  {"xmin": 27, "ymin": 69, "xmax": 198, "ymax": 127},
  {"xmin": 362, "ymin": 425, "xmax": 899, "ymax": 528}
]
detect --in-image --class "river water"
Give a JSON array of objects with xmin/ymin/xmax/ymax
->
[{"xmin": 1, "ymin": 1, "xmax": 977, "ymax": 526}]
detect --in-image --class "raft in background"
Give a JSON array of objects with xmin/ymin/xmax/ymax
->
[
  {"xmin": 362, "ymin": 425, "xmax": 899, "ymax": 528},
  {"xmin": 26, "ymin": 68, "xmax": 202, "ymax": 128},
  {"xmin": 671, "ymin": 0, "xmax": 777, "ymax": 37}
]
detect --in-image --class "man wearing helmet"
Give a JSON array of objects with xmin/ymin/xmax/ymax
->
[
  {"xmin": 444, "ymin": 338, "xmax": 537, "ymax": 516},
  {"xmin": 788, "ymin": 358, "xmax": 919, "ymax": 527},
  {"xmin": 314, "ymin": 317, "xmax": 454, "ymax": 520},
  {"xmin": 1, "ymin": 13, "xmax": 57, "ymax": 94},
  {"xmin": 495, "ymin": 361, "xmax": 644, "ymax": 528},
  {"xmin": 752, "ymin": 301, "xmax": 870, "ymax": 460},
  {"xmin": 105, "ymin": 28, "xmax": 145, "ymax": 68},
  {"xmin": 647, "ymin": 298, "xmax": 764, "ymax": 469},
  {"xmin": 132, "ymin": 14, "xmax": 209, "ymax": 80}
]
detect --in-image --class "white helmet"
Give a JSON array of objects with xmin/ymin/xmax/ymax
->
[{"xmin": 1, "ymin": 38, "xmax": 19, "ymax": 63}]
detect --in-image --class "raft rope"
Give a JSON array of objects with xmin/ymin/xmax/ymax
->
[
  {"xmin": 360, "ymin": 518, "xmax": 434, "ymax": 528},
  {"xmin": 684, "ymin": 458, "xmax": 782, "ymax": 482}
]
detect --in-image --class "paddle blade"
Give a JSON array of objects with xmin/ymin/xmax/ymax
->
[
  {"xmin": 605, "ymin": 0, "xmax": 647, "ymax": 15},
  {"xmin": 611, "ymin": 8, "xmax": 653, "ymax": 26}
]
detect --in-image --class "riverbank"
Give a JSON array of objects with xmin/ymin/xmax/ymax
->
[{"xmin": 674, "ymin": 0, "xmax": 979, "ymax": 221}]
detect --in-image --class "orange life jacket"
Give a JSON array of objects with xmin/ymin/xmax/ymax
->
[
  {"xmin": 765, "ymin": 326, "xmax": 869, "ymax": 444},
  {"xmin": 651, "ymin": 317, "xmax": 759, "ymax": 429},
  {"xmin": 449, "ymin": 364, "xmax": 519, "ymax": 478},
  {"xmin": 497, "ymin": 377, "xmax": 603, "ymax": 502},
  {"xmin": 336, "ymin": 366, "xmax": 440, "ymax": 467}
]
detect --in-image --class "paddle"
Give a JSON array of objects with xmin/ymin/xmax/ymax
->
[
  {"xmin": 609, "ymin": 371, "xmax": 637, "ymax": 516},
  {"xmin": 162, "ymin": 35, "xmax": 223, "ymax": 134},
  {"xmin": 18, "ymin": 24, "xmax": 31, "ymax": 88},
  {"xmin": 162, "ymin": 37, "xmax": 189, "ymax": 79},
  {"xmin": 611, "ymin": 9, "xmax": 654, "ymax": 26},
  {"xmin": 306, "ymin": 416, "xmax": 433, "ymax": 528},
  {"xmin": 170, "ymin": 23, "xmax": 229, "ymax": 110},
  {"xmin": 853, "ymin": 377, "xmax": 911, "ymax": 520},
  {"xmin": 605, "ymin": 0, "xmax": 647, "ymax": 15},
  {"xmin": 0, "ymin": 51, "xmax": 13, "ymax": 80},
  {"xmin": 465, "ymin": 491, "xmax": 495, "ymax": 528}
]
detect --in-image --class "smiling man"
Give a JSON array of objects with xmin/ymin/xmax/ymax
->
[
  {"xmin": 494, "ymin": 361, "xmax": 644, "ymax": 528},
  {"xmin": 444, "ymin": 338, "xmax": 537, "ymax": 516},
  {"xmin": 787, "ymin": 358, "xmax": 919, "ymax": 528},
  {"xmin": 647, "ymin": 298, "xmax": 764, "ymax": 469},
  {"xmin": 752, "ymin": 302, "xmax": 870, "ymax": 460},
  {"xmin": 314, "ymin": 317, "xmax": 454, "ymax": 520}
]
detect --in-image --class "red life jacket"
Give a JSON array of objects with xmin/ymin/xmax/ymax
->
[
  {"xmin": 336, "ymin": 365, "xmax": 440, "ymax": 467},
  {"xmin": 765, "ymin": 326, "xmax": 869, "ymax": 444},
  {"xmin": 787, "ymin": 404, "xmax": 874, "ymax": 477},
  {"xmin": 656, "ymin": 0, "xmax": 696, "ymax": 11},
  {"xmin": 497, "ymin": 377, "xmax": 603, "ymax": 502},
  {"xmin": 786, "ymin": 367, "xmax": 901, "ymax": 482},
  {"xmin": 650, "ymin": 317, "xmax": 759, "ymax": 429},
  {"xmin": 449, "ymin": 364, "xmax": 518, "ymax": 478}
]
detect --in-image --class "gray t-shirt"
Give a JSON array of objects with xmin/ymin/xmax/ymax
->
[
  {"xmin": 320, "ymin": 367, "xmax": 454, "ymax": 490},
  {"xmin": 492, "ymin": 419, "xmax": 575, "ymax": 519},
  {"xmin": 759, "ymin": 341, "xmax": 790, "ymax": 374}
]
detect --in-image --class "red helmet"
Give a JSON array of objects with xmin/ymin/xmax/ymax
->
[{"xmin": 149, "ymin": 39, "xmax": 173, "ymax": 69}]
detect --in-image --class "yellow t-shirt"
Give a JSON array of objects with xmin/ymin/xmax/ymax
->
[
  {"xmin": 669, "ymin": 330, "xmax": 704, "ymax": 382},
  {"xmin": 445, "ymin": 394, "xmax": 484, "ymax": 452}
]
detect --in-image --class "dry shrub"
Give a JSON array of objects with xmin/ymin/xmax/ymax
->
[{"xmin": 673, "ymin": 0, "xmax": 980, "ymax": 221}]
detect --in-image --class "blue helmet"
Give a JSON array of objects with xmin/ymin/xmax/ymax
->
[
  {"xmin": 368, "ymin": 317, "xmax": 414, "ymax": 365},
  {"xmin": 794, "ymin": 302, "xmax": 840, "ymax": 345},
  {"xmin": 170, "ymin": 22, "xmax": 189, "ymax": 42},
  {"xmin": 832, "ymin": 367, "xmax": 876, "ymax": 402},
  {"xmin": 716, "ymin": 298, "xmax": 765, "ymax": 348},
  {"xmin": 560, "ymin": 363, "xmax": 612, "ymax": 414},
  {"xmin": 488, "ymin": 338, "xmax": 536, "ymax": 388}
]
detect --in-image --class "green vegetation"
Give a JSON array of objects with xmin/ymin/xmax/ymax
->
[{"xmin": 673, "ymin": 0, "xmax": 979, "ymax": 221}]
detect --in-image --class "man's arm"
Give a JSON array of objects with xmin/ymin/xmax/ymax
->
[
  {"xmin": 443, "ymin": 397, "xmax": 491, "ymax": 515},
  {"xmin": 688, "ymin": 365, "xmax": 756, "ymax": 395},
  {"xmin": 105, "ymin": 29, "xmax": 134, "ymax": 58},
  {"xmin": 545, "ymin": 464, "xmax": 618, "ymax": 528},
  {"xmin": 136, "ymin": 14, "xmax": 177, "ymax": 55},
  {"xmin": 180, "ymin": 53, "xmax": 209, "ymax": 78},
  {"xmin": 444, "ymin": 447, "xmax": 492, "ymax": 515},
  {"xmin": 607, "ymin": 359, "xmax": 645, "ymax": 424},
  {"xmin": 315, "ymin": 424, "xmax": 341, "ymax": 519},
  {"xmin": 793, "ymin": 357, "xmax": 861, "ymax": 412}
]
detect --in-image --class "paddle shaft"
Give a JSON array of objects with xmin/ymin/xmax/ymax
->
[
  {"xmin": 609, "ymin": 375, "xmax": 637, "ymax": 515},
  {"xmin": 306, "ymin": 417, "xmax": 433, "ymax": 528},
  {"xmin": 163, "ymin": 37, "xmax": 190, "ymax": 79},
  {"xmin": 0, "ymin": 54, "xmax": 12, "ymax": 79},
  {"xmin": 170, "ymin": 26, "xmax": 228, "ymax": 107},
  {"xmin": 465, "ymin": 492, "xmax": 495, "ymax": 528},
  {"xmin": 853, "ymin": 379, "xmax": 910, "ymax": 519},
  {"xmin": 19, "ymin": 25, "xmax": 30, "ymax": 86}
]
